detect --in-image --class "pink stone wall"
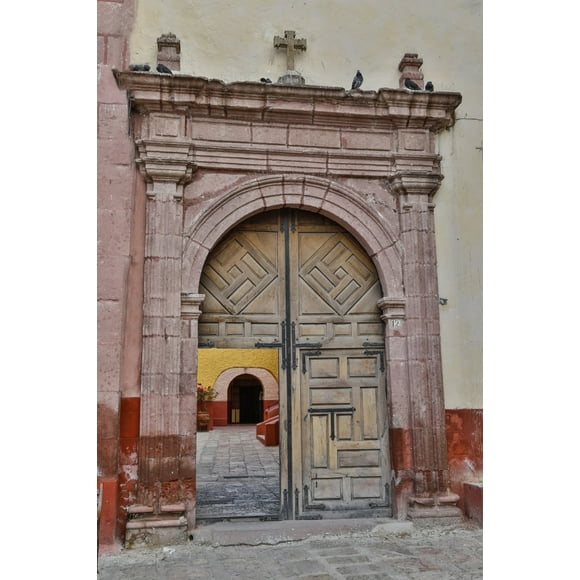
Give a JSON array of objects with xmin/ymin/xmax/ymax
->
[{"xmin": 97, "ymin": 0, "xmax": 138, "ymax": 552}]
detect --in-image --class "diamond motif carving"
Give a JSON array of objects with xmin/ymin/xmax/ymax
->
[
  {"xmin": 200, "ymin": 233, "xmax": 278, "ymax": 314},
  {"xmin": 300, "ymin": 235, "xmax": 377, "ymax": 316}
]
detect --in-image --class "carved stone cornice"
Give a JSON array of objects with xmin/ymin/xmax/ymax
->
[{"xmin": 113, "ymin": 70, "xmax": 462, "ymax": 132}]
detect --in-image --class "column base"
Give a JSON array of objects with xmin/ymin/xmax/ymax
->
[{"xmin": 407, "ymin": 492, "xmax": 463, "ymax": 523}]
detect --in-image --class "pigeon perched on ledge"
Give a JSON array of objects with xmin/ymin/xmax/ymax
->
[
  {"xmin": 129, "ymin": 64, "xmax": 150, "ymax": 72},
  {"xmin": 260, "ymin": 78, "xmax": 272, "ymax": 83},
  {"xmin": 351, "ymin": 70, "xmax": 363, "ymax": 90},
  {"xmin": 156, "ymin": 63, "xmax": 173, "ymax": 74},
  {"xmin": 425, "ymin": 81, "xmax": 434, "ymax": 92},
  {"xmin": 404, "ymin": 78, "xmax": 421, "ymax": 91}
]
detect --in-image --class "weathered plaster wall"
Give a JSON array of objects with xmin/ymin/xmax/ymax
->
[
  {"xmin": 437, "ymin": 122, "xmax": 483, "ymax": 409},
  {"xmin": 129, "ymin": 0, "xmax": 482, "ymax": 411}
]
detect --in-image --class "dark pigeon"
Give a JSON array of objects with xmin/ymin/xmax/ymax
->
[
  {"xmin": 351, "ymin": 70, "xmax": 363, "ymax": 90},
  {"xmin": 156, "ymin": 63, "xmax": 173, "ymax": 74},
  {"xmin": 129, "ymin": 64, "xmax": 150, "ymax": 72},
  {"xmin": 404, "ymin": 78, "xmax": 421, "ymax": 91},
  {"xmin": 260, "ymin": 78, "xmax": 272, "ymax": 83},
  {"xmin": 425, "ymin": 81, "xmax": 434, "ymax": 92}
]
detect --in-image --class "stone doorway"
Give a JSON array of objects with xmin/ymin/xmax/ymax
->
[{"xmin": 113, "ymin": 69, "xmax": 464, "ymax": 533}]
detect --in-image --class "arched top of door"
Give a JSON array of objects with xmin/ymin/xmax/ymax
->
[{"xmin": 182, "ymin": 174, "xmax": 404, "ymax": 297}]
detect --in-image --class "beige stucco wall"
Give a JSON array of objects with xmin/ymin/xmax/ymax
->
[{"xmin": 129, "ymin": 0, "xmax": 482, "ymax": 409}]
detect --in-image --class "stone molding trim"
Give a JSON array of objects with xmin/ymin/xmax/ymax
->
[
  {"xmin": 378, "ymin": 297, "xmax": 406, "ymax": 319},
  {"xmin": 181, "ymin": 293, "xmax": 205, "ymax": 319},
  {"xmin": 388, "ymin": 171, "xmax": 444, "ymax": 201}
]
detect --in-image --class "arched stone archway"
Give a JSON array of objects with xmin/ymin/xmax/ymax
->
[
  {"xmin": 182, "ymin": 174, "xmax": 404, "ymax": 299},
  {"xmin": 114, "ymin": 70, "xmax": 463, "ymax": 534}
]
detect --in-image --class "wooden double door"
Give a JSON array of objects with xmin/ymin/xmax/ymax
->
[{"xmin": 199, "ymin": 209, "xmax": 391, "ymax": 518}]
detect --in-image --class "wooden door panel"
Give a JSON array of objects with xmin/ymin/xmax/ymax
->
[
  {"xmin": 300, "ymin": 348, "xmax": 389, "ymax": 514},
  {"xmin": 310, "ymin": 415, "xmax": 330, "ymax": 468}
]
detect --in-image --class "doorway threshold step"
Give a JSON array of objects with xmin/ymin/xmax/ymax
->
[{"xmin": 191, "ymin": 517, "xmax": 413, "ymax": 546}]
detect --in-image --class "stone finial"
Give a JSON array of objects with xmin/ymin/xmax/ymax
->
[
  {"xmin": 398, "ymin": 53, "xmax": 424, "ymax": 89},
  {"xmin": 157, "ymin": 32, "xmax": 181, "ymax": 72}
]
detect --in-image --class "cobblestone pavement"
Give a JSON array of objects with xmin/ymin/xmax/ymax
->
[{"xmin": 98, "ymin": 521, "xmax": 483, "ymax": 579}]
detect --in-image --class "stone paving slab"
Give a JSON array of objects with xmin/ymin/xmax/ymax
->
[
  {"xmin": 98, "ymin": 520, "xmax": 483, "ymax": 579},
  {"xmin": 196, "ymin": 425, "xmax": 281, "ymax": 522}
]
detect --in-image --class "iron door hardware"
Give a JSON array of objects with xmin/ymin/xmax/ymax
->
[
  {"xmin": 256, "ymin": 321, "xmax": 288, "ymax": 368},
  {"xmin": 291, "ymin": 322, "xmax": 322, "ymax": 370},
  {"xmin": 363, "ymin": 349, "xmax": 385, "ymax": 372},
  {"xmin": 301, "ymin": 350, "xmax": 322, "ymax": 373}
]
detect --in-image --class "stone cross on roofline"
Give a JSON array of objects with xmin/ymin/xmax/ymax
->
[{"xmin": 274, "ymin": 30, "xmax": 307, "ymax": 71}]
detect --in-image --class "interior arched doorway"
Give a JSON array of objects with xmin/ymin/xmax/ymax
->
[
  {"xmin": 197, "ymin": 208, "xmax": 391, "ymax": 520},
  {"xmin": 228, "ymin": 374, "xmax": 263, "ymax": 424}
]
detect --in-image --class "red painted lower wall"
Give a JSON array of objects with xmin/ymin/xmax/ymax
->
[
  {"xmin": 97, "ymin": 477, "xmax": 118, "ymax": 553},
  {"xmin": 445, "ymin": 409, "xmax": 483, "ymax": 516}
]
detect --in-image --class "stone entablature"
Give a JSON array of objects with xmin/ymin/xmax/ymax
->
[{"xmin": 114, "ymin": 71, "xmax": 460, "ymax": 182}]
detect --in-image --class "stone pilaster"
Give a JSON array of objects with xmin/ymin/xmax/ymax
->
[
  {"xmin": 388, "ymin": 173, "xmax": 461, "ymax": 519},
  {"xmin": 136, "ymin": 142, "xmax": 196, "ymax": 510},
  {"xmin": 180, "ymin": 293, "xmax": 205, "ymax": 531},
  {"xmin": 378, "ymin": 297, "xmax": 413, "ymax": 519}
]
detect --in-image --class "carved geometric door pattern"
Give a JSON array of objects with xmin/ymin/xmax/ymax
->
[{"xmin": 199, "ymin": 209, "xmax": 391, "ymax": 519}]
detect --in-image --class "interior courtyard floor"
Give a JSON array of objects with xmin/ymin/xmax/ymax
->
[{"xmin": 196, "ymin": 424, "xmax": 281, "ymax": 523}]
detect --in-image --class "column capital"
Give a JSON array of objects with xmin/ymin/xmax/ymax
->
[
  {"xmin": 136, "ymin": 140, "xmax": 196, "ymax": 199},
  {"xmin": 378, "ymin": 297, "xmax": 406, "ymax": 320},
  {"xmin": 387, "ymin": 172, "xmax": 443, "ymax": 200},
  {"xmin": 181, "ymin": 293, "xmax": 205, "ymax": 319}
]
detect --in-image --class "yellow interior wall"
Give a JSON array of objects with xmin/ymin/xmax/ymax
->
[{"xmin": 197, "ymin": 348, "xmax": 279, "ymax": 388}]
